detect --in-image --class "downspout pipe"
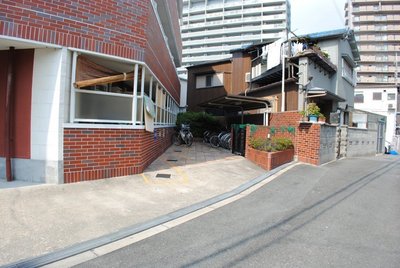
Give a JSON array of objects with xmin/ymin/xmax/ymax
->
[{"xmin": 5, "ymin": 47, "xmax": 15, "ymax": 182}]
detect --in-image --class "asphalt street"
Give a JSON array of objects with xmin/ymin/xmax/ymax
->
[{"xmin": 75, "ymin": 156, "xmax": 400, "ymax": 268}]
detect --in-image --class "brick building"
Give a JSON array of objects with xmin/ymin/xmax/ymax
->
[{"xmin": 0, "ymin": 0, "xmax": 183, "ymax": 183}]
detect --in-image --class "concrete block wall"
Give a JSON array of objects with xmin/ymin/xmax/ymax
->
[
  {"xmin": 319, "ymin": 125, "xmax": 337, "ymax": 164},
  {"xmin": 338, "ymin": 126, "xmax": 348, "ymax": 158},
  {"xmin": 63, "ymin": 127, "xmax": 173, "ymax": 183},
  {"xmin": 347, "ymin": 127, "xmax": 377, "ymax": 157}
]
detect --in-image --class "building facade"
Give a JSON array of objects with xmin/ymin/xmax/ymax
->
[
  {"xmin": 187, "ymin": 29, "xmax": 360, "ymax": 126},
  {"xmin": 345, "ymin": 0, "xmax": 400, "ymax": 146},
  {"xmin": 0, "ymin": 0, "xmax": 182, "ymax": 183},
  {"xmin": 180, "ymin": 0, "xmax": 291, "ymax": 68}
]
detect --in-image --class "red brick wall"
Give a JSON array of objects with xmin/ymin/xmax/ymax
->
[
  {"xmin": 269, "ymin": 111, "xmax": 302, "ymax": 128},
  {"xmin": 63, "ymin": 127, "xmax": 174, "ymax": 183},
  {"xmin": 245, "ymin": 111, "xmax": 322, "ymax": 166},
  {"xmin": 0, "ymin": 0, "xmax": 151, "ymax": 61},
  {"xmin": 0, "ymin": 0, "xmax": 181, "ymax": 101},
  {"xmin": 145, "ymin": 6, "xmax": 180, "ymax": 102},
  {"xmin": 295, "ymin": 124, "xmax": 321, "ymax": 165}
]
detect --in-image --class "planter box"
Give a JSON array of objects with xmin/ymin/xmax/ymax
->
[{"xmin": 246, "ymin": 147, "xmax": 294, "ymax": 171}]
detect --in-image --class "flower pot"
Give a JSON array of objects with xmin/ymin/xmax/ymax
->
[{"xmin": 309, "ymin": 115, "xmax": 318, "ymax": 122}]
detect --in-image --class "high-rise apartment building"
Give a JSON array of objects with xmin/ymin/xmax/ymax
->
[
  {"xmin": 345, "ymin": 0, "xmax": 400, "ymax": 148},
  {"xmin": 180, "ymin": 0, "xmax": 291, "ymax": 68}
]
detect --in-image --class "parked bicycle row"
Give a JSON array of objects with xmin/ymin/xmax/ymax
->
[
  {"xmin": 203, "ymin": 130, "xmax": 231, "ymax": 150},
  {"xmin": 171, "ymin": 123, "xmax": 232, "ymax": 151}
]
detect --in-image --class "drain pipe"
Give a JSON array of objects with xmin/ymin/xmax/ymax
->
[{"xmin": 5, "ymin": 47, "xmax": 15, "ymax": 182}]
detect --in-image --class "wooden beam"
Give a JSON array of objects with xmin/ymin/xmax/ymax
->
[{"xmin": 74, "ymin": 71, "xmax": 135, "ymax": 88}]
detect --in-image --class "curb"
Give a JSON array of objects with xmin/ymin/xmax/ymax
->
[{"xmin": 3, "ymin": 161, "xmax": 297, "ymax": 268}]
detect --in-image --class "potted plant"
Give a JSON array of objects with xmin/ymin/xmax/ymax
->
[
  {"xmin": 305, "ymin": 102, "xmax": 321, "ymax": 122},
  {"xmin": 299, "ymin": 110, "xmax": 308, "ymax": 122},
  {"xmin": 318, "ymin": 114, "xmax": 326, "ymax": 123}
]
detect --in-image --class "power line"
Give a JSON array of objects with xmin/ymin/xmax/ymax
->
[{"xmin": 331, "ymin": 0, "xmax": 346, "ymax": 26}]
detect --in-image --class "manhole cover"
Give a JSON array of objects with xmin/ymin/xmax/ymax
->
[
  {"xmin": 167, "ymin": 159, "xmax": 178, "ymax": 162},
  {"xmin": 156, "ymin": 173, "xmax": 171, "ymax": 179}
]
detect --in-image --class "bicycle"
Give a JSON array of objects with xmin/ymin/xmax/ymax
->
[
  {"xmin": 172, "ymin": 123, "xmax": 193, "ymax": 147},
  {"xmin": 209, "ymin": 131, "xmax": 231, "ymax": 150}
]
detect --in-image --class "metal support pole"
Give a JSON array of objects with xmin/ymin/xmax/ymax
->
[
  {"xmin": 69, "ymin": 52, "xmax": 78, "ymax": 123},
  {"xmin": 281, "ymin": 45, "xmax": 285, "ymax": 112},
  {"xmin": 5, "ymin": 47, "xmax": 15, "ymax": 182},
  {"xmin": 132, "ymin": 64, "xmax": 139, "ymax": 125}
]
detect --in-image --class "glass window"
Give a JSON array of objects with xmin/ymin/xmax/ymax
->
[
  {"xmin": 342, "ymin": 58, "xmax": 355, "ymax": 85},
  {"xmin": 71, "ymin": 53, "xmax": 178, "ymax": 126},
  {"xmin": 196, "ymin": 73, "xmax": 224, "ymax": 88},
  {"xmin": 388, "ymin": 93, "xmax": 396, "ymax": 100},
  {"xmin": 206, "ymin": 75, "xmax": 213, "ymax": 87},
  {"xmin": 75, "ymin": 92, "xmax": 132, "ymax": 122},
  {"xmin": 354, "ymin": 92, "xmax": 364, "ymax": 103},
  {"xmin": 375, "ymin": 15, "xmax": 387, "ymax": 21},
  {"xmin": 376, "ymin": 45, "xmax": 388, "ymax": 51},
  {"xmin": 373, "ymin": 92, "xmax": 382, "ymax": 100}
]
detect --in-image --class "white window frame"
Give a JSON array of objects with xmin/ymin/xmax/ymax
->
[
  {"xmin": 69, "ymin": 50, "xmax": 179, "ymax": 127},
  {"xmin": 196, "ymin": 72, "xmax": 224, "ymax": 89},
  {"xmin": 342, "ymin": 58, "xmax": 356, "ymax": 86},
  {"xmin": 354, "ymin": 91, "xmax": 364, "ymax": 103}
]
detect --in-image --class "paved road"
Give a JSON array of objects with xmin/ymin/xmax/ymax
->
[
  {"xmin": 0, "ymin": 142, "xmax": 265, "ymax": 266},
  {"xmin": 76, "ymin": 156, "xmax": 400, "ymax": 268}
]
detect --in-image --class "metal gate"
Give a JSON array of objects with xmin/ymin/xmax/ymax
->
[{"xmin": 231, "ymin": 124, "xmax": 247, "ymax": 156}]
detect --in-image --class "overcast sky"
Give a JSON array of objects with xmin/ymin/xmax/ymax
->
[{"xmin": 291, "ymin": 0, "xmax": 348, "ymax": 35}]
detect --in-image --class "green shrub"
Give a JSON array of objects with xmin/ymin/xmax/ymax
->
[
  {"xmin": 249, "ymin": 137, "xmax": 293, "ymax": 152},
  {"xmin": 249, "ymin": 137, "xmax": 265, "ymax": 151},
  {"xmin": 176, "ymin": 112, "xmax": 221, "ymax": 137},
  {"xmin": 273, "ymin": 137, "xmax": 294, "ymax": 151}
]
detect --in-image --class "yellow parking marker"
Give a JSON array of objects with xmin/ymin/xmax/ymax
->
[
  {"xmin": 162, "ymin": 156, "xmax": 190, "ymax": 184},
  {"xmin": 141, "ymin": 173, "xmax": 150, "ymax": 184},
  {"xmin": 171, "ymin": 165, "xmax": 189, "ymax": 184}
]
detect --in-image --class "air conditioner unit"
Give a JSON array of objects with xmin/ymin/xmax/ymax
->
[
  {"xmin": 388, "ymin": 103, "xmax": 395, "ymax": 110},
  {"xmin": 245, "ymin": 72, "xmax": 251, "ymax": 83}
]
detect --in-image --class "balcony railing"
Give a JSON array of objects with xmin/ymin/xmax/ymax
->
[
  {"xmin": 182, "ymin": 8, "xmax": 286, "ymax": 22},
  {"xmin": 181, "ymin": 16, "xmax": 285, "ymax": 30},
  {"xmin": 183, "ymin": 44, "xmax": 243, "ymax": 55},
  {"xmin": 182, "ymin": 54, "xmax": 232, "ymax": 64},
  {"xmin": 183, "ymin": 32, "xmax": 281, "ymax": 46},
  {"xmin": 182, "ymin": 25, "xmax": 263, "ymax": 39}
]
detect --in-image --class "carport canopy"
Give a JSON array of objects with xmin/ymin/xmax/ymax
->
[{"xmin": 199, "ymin": 94, "xmax": 271, "ymax": 124}]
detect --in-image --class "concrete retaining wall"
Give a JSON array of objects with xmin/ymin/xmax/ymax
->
[
  {"xmin": 319, "ymin": 125, "xmax": 337, "ymax": 164},
  {"xmin": 347, "ymin": 127, "xmax": 377, "ymax": 157}
]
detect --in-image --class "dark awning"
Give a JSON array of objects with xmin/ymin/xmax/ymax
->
[
  {"xmin": 306, "ymin": 87, "xmax": 345, "ymax": 102},
  {"xmin": 250, "ymin": 64, "xmax": 282, "ymax": 85},
  {"xmin": 199, "ymin": 94, "xmax": 271, "ymax": 112}
]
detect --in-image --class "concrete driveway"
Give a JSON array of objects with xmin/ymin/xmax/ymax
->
[{"xmin": 0, "ymin": 142, "xmax": 266, "ymax": 265}]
